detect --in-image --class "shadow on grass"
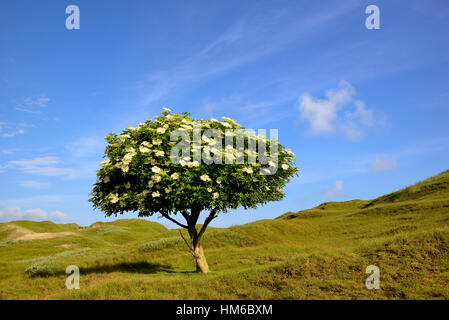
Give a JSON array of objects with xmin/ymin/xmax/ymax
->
[
  {"xmin": 80, "ymin": 261, "xmax": 175, "ymax": 275},
  {"xmin": 27, "ymin": 261, "xmax": 177, "ymax": 278}
]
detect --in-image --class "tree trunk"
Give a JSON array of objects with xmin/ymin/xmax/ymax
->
[
  {"xmin": 193, "ymin": 244, "xmax": 209, "ymax": 274},
  {"xmin": 185, "ymin": 206, "xmax": 215, "ymax": 274}
]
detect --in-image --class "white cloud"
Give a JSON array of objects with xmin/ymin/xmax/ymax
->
[
  {"xmin": 23, "ymin": 208, "xmax": 48, "ymax": 220},
  {"xmin": 9, "ymin": 156, "xmax": 59, "ymax": 167},
  {"xmin": 0, "ymin": 207, "xmax": 46, "ymax": 222},
  {"xmin": 298, "ymin": 81, "xmax": 378, "ymax": 140},
  {"xmin": 18, "ymin": 180, "xmax": 50, "ymax": 189},
  {"xmin": 0, "ymin": 122, "xmax": 26, "ymax": 138},
  {"xmin": 15, "ymin": 95, "xmax": 50, "ymax": 113},
  {"xmin": 50, "ymin": 211, "xmax": 68, "ymax": 221},
  {"xmin": 370, "ymin": 156, "xmax": 398, "ymax": 173},
  {"xmin": 3, "ymin": 153, "xmax": 98, "ymax": 180},
  {"xmin": 2, "ymin": 129, "xmax": 25, "ymax": 137},
  {"xmin": 7, "ymin": 156, "xmax": 75, "ymax": 177},
  {"xmin": 0, "ymin": 207, "xmax": 68, "ymax": 222},
  {"xmin": 322, "ymin": 180, "xmax": 345, "ymax": 199}
]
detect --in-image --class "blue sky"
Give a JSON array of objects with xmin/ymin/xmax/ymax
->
[{"xmin": 1, "ymin": 0, "xmax": 449, "ymax": 228}]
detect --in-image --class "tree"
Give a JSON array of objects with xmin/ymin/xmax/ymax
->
[{"xmin": 89, "ymin": 108, "xmax": 298, "ymax": 273}]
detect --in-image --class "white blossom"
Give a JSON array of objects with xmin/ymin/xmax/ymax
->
[
  {"xmin": 152, "ymin": 166, "xmax": 162, "ymax": 173},
  {"xmin": 157, "ymin": 127, "xmax": 167, "ymax": 134},
  {"xmin": 200, "ymin": 174, "xmax": 211, "ymax": 182},
  {"xmin": 139, "ymin": 146, "xmax": 150, "ymax": 153},
  {"xmin": 152, "ymin": 191, "xmax": 160, "ymax": 198},
  {"xmin": 242, "ymin": 167, "xmax": 253, "ymax": 174},
  {"xmin": 110, "ymin": 193, "xmax": 119, "ymax": 204}
]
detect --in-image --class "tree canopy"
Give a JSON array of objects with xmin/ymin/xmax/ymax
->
[{"xmin": 90, "ymin": 108, "xmax": 297, "ymax": 219}]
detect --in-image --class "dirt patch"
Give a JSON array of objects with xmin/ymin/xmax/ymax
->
[
  {"xmin": 0, "ymin": 224, "xmax": 34, "ymax": 242},
  {"xmin": 15, "ymin": 232, "xmax": 78, "ymax": 241},
  {"xmin": 1, "ymin": 224, "xmax": 79, "ymax": 242}
]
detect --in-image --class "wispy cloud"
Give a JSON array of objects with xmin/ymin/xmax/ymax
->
[
  {"xmin": 15, "ymin": 94, "xmax": 50, "ymax": 113},
  {"xmin": 2, "ymin": 129, "xmax": 25, "ymax": 137},
  {"xmin": 0, "ymin": 194, "xmax": 76, "ymax": 209},
  {"xmin": 7, "ymin": 156, "xmax": 75, "ymax": 177},
  {"xmin": 18, "ymin": 180, "xmax": 50, "ymax": 189},
  {"xmin": 201, "ymin": 95, "xmax": 291, "ymax": 127},
  {"xmin": 322, "ymin": 180, "xmax": 345, "ymax": 199},
  {"xmin": 0, "ymin": 149, "xmax": 15, "ymax": 155},
  {"xmin": 370, "ymin": 156, "xmax": 398, "ymax": 173},
  {"xmin": 0, "ymin": 122, "xmax": 27, "ymax": 138},
  {"xmin": 137, "ymin": 3, "xmax": 357, "ymax": 108}
]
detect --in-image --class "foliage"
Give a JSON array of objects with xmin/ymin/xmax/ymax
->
[{"xmin": 89, "ymin": 108, "xmax": 298, "ymax": 219}]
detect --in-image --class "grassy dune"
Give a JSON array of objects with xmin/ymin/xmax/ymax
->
[{"xmin": 0, "ymin": 170, "xmax": 448, "ymax": 299}]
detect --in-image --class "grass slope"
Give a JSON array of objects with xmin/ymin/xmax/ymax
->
[{"xmin": 0, "ymin": 170, "xmax": 448, "ymax": 299}]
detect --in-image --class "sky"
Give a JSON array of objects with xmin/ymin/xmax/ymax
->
[{"xmin": 1, "ymin": 0, "xmax": 449, "ymax": 228}]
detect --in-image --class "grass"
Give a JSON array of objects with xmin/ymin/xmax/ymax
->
[{"xmin": 0, "ymin": 170, "xmax": 448, "ymax": 299}]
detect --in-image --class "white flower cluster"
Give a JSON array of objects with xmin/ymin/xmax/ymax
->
[{"xmin": 121, "ymin": 147, "xmax": 136, "ymax": 173}]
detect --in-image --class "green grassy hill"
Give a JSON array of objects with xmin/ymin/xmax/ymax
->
[{"xmin": 0, "ymin": 170, "xmax": 448, "ymax": 299}]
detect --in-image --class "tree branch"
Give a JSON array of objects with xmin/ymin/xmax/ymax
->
[
  {"xmin": 179, "ymin": 229, "xmax": 194, "ymax": 254},
  {"xmin": 195, "ymin": 208, "xmax": 218, "ymax": 247},
  {"xmin": 160, "ymin": 213, "xmax": 188, "ymax": 229}
]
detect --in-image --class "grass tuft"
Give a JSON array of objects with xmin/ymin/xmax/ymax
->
[{"xmin": 25, "ymin": 260, "xmax": 65, "ymax": 277}]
